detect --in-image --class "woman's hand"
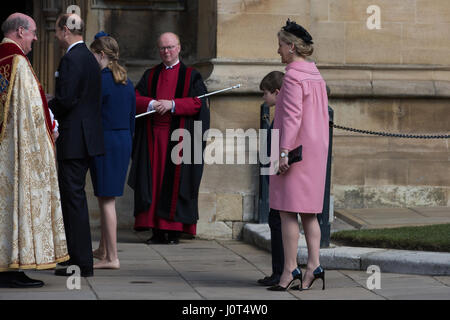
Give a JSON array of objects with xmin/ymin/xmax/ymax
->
[{"xmin": 278, "ymin": 151, "xmax": 290, "ymax": 175}]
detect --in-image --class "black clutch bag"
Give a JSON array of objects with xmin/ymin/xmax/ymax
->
[
  {"xmin": 277, "ymin": 145, "xmax": 302, "ymax": 175},
  {"xmin": 287, "ymin": 145, "xmax": 302, "ymax": 165}
]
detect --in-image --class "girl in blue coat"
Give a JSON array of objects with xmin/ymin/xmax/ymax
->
[{"xmin": 90, "ymin": 33, "xmax": 136, "ymax": 269}]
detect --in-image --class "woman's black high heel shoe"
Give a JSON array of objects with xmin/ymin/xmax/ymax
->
[
  {"xmin": 267, "ymin": 268, "xmax": 302, "ymax": 291},
  {"xmin": 302, "ymin": 265, "xmax": 325, "ymax": 290}
]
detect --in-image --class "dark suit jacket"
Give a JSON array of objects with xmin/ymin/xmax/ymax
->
[{"xmin": 49, "ymin": 42, "xmax": 104, "ymax": 160}]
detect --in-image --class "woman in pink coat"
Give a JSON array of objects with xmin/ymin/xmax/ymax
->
[{"xmin": 268, "ymin": 20, "xmax": 329, "ymax": 291}]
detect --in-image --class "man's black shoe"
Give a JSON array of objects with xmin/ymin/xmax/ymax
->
[
  {"xmin": 146, "ymin": 229, "xmax": 169, "ymax": 244},
  {"xmin": 0, "ymin": 271, "xmax": 44, "ymax": 288},
  {"xmin": 167, "ymin": 231, "xmax": 180, "ymax": 245},
  {"xmin": 57, "ymin": 260, "xmax": 71, "ymax": 267},
  {"xmin": 257, "ymin": 274, "xmax": 281, "ymax": 286},
  {"xmin": 54, "ymin": 266, "xmax": 93, "ymax": 277},
  {"xmin": 167, "ymin": 238, "xmax": 179, "ymax": 245},
  {"xmin": 146, "ymin": 235, "xmax": 168, "ymax": 244}
]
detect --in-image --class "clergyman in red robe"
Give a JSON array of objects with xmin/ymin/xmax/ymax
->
[{"xmin": 128, "ymin": 32, "xmax": 210, "ymax": 244}]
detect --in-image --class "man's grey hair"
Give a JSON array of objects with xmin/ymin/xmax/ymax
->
[{"xmin": 1, "ymin": 16, "xmax": 30, "ymax": 35}]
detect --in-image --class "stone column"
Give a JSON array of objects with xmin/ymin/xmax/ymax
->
[{"xmin": 41, "ymin": 2, "xmax": 58, "ymax": 94}]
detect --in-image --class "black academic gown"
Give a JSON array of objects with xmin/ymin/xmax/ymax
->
[{"xmin": 128, "ymin": 62, "xmax": 210, "ymax": 225}]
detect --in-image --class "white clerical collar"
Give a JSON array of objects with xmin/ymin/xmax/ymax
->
[
  {"xmin": 67, "ymin": 40, "xmax": 84, "ymax": 53},
  {"xmin": 164, "ymin": 60, "xmax": 180, "ymax": 69},
  {"xmin": 3, "ymin": 38, "xmax": 25, "ymax": 54}
]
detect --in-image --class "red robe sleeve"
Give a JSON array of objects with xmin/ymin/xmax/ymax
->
[
  {"xmin": 135, "ymin": 89, "xmax": 153, "ymax": 115},
  {"xmin": 134, "ymin": 68, "xmax": 155, "ymax": 115},
  {"xmin": 173, "ymin": 97, "xmax": 202, "ymax": 116}
]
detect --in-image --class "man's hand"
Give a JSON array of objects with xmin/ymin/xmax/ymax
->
[
  {"xmin": 45, "ymin": 94, "xmax": 54, "ymax": 103},
  {"xmin": 52, "ymin": 131, "xmax": 59, "ymax": 141},
  {"xmin": 151, "ymin": 100, "xmax": 161, "ymax": 111},
  {"xmin": 155, "ymin": 100, "xmax": 173, "ymax": 115}
]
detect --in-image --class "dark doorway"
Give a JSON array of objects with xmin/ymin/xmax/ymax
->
[
  {"xmin": 0, "ymin": 1, "xmax": 34, "ymax": 61},
  {"xmin": 0, "ymin": 1, "xmax": 34, "ymax": 38}
]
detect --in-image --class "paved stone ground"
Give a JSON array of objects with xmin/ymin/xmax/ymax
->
[{"xmin": 0, "ymin": 229, "xmax": 449, "ymax": 300}]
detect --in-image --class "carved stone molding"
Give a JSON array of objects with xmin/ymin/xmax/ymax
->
[
  {"xmin": 192, "ymin": 59, "xmax": 450, "ymax": 98},
  {"xmin": 91, "ymin": 0, "xmax": 186, "ymax": 10}
]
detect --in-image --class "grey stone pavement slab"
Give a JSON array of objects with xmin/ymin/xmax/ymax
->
[{"xmin": 0, "ymin": 229, "xmax": 448, "ymax": 300}]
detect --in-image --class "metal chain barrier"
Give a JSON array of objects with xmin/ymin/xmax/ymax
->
[{"xmin": 331, "ymin": 122, "xmax": 450, "ymax": 139}]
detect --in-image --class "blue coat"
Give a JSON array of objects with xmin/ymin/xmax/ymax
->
[{"xmin": 90, "ymin": 68, "xmax": 136, "ymax": 197}]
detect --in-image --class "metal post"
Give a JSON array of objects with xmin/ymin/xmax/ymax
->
[
  {"xmin": 318, "ymin": 106, "xmax": 334, "ymax": 248},
  {"xmin": 258, "ymin": 102, "xmax": 270, "ymax": 223}
]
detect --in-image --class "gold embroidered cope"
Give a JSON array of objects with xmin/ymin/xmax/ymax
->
[{"xmin": 0, "ymin": 39, "xmax": 69, "ymax": 271}]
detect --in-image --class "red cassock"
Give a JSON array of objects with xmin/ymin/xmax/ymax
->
[{"xmin": 133, "ymin": 62, "xmax": 202, "ymax": 234}]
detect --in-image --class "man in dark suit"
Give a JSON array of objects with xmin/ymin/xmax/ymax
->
[{"xmin": 49, "ymin": 13, "xmax": 104, "ymax": 278}]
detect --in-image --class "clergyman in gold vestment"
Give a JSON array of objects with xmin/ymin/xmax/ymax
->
[{"xmin": 0, "ymin": 13, "xmax": 69, "ymax": 288}]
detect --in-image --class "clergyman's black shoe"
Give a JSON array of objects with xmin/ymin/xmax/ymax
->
[
  {"xmin": 54, "ymin": 266, "xmax": 93, "ymax": 278},
  {"xmin": 0, "ymin": 271, "xmax": 44, "ymax": 288},
  {"xmin": 146, "ymin": 235, "xmax": 168, "ymax": 244},
  {"xmin": 167, "ymin": 231, "xmax": 180, "ymax": 245},
  {"xmin": 257, "ymin": 274, "xmax": 281, "ymax": 286},
  {"xmin": 146, "ymin": 229, "xmax": 169, "ymax": 244}
]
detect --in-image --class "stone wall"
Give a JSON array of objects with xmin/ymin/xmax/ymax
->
[
  {"xmin": 311, "ymin": 0, "xmax": 450, "ymax": 65},
  {"xmin": 331, "ymin": 97, "xmax": 449, "ymax": 208}
]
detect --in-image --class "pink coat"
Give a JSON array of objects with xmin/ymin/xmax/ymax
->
[{"xmin": 269, "ymin": 60, "xmax": 329, "ymax": 214}]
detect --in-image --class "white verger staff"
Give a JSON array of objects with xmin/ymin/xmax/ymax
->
[{"xmin": 135, "ymin": 84, "xmax": 242, "ymax": 118}]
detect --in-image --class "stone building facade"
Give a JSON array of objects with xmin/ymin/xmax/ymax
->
[{"xmin": 8, "ymin": 0, "xmax": 449, "ymax": 239}]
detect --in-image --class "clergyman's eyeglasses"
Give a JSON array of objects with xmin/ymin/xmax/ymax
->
[{"xmin": 158, "ymin": 45, "xmax": 178, "ymax": 52}]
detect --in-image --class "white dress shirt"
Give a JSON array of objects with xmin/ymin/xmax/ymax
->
[{"xmin": 66, "ymin": 40, "xmax": 84, "ymax": 53}]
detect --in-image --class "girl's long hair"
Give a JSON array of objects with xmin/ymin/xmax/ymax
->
[{"xmin": 90, "ymin": 36, "xmax": 128, "ymax": 85}]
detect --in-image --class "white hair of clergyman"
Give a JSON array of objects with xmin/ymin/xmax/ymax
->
[{"xmin": 1, "ymin": 16, "xmax": 30, "ymax": 35}]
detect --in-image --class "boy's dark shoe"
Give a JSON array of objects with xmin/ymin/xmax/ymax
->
[{"xmin": 257, "ymin": 274, "xmax": 281, "ymax": 286}]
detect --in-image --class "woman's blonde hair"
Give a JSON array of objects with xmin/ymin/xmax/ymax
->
[
  {"xmin": 277, "ymin": 29, "xmax": 314, "ymax": 58},
  {"xmin": 90, "ymin": 36, "xmax": 128, "ymax": 85}
]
